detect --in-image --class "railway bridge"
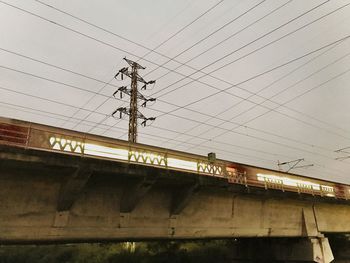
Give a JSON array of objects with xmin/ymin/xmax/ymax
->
[{"xmin": 1, "ymin": 117, "xmax": 350, "ymax": 262}]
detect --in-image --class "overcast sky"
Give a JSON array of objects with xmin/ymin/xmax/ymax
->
[{"xmin": 1, "ymin": 0, "xmax": 350, "ymax": 183}]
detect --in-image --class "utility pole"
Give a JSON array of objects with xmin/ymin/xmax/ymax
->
[{"xmin": 112, "ymin": 58, "xmax": 156, "ymax": 143}]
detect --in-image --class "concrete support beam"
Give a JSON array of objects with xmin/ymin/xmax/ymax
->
[
  {"xmin": 120, "ymin": 176, "xmax": 156, "ymax": 213},
  {"xmin": 170, "ymin": 182, "xmax": 199, "ymax": 215},
  {"xmin": 302, "ymin": 206, "xmax": 319, "ymax": 237},
  {"xmin": 57, "ymin": 165, "xmax": 93, "ymax": 212}
]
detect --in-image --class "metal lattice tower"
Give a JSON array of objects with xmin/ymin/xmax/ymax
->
[
  {"xmin": 112, "ymin": 58, "xmax": 156, "ymax": 143},
  {"xmin": 129, "ymin": 61, "xmax": 138, "ymax": 143}
]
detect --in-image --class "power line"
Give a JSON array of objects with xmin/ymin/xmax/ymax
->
[
  {"xmin": 176, "ymin": 41, "xmax": 350, "ymax": 150},
  {"xmin": 184, "ymin": 63, "xmax": 350, "ymax": 154},
  {"xmin": 31, "ymin": 0, "xmax": 270, "ymax": 120},
  {"xmin": 155, "ymin": 66, "xmax": 350, "ymax": 162},
  {"xmin": 62, "ymin": 76, "xmax": 115, "ymax": 128},
  {"xmin": 0, "ymin": 46, "xmax": 126, "ymax": 129},
  {"xmin": 28, "ymin": 0, "xmax": 224, "ymax": 132},
  {"xmin": 133, "ymin": 0, "xmax": 225, "ymax": 62},
  {"xmin": 33, "ymin": 0, "xmax": 223, "ymax": 65},
  {"xmin": 149, "ymin": 0, "xmax": 334, "ymax": 98},
  {"xmin": 1, "ymin": 11, "xmax": 348, "ymax": 139},
  {"xmin": 148, "ymin": 0, "xmax": 293, "ymax": 81},
  {"xmin": 143, "ymin": 0, "xmax": 287, "ymax": 78},
  {"xmin": 154, "ymin": 35, "xmax": 350, "ymax": 133},
  {"xmin": 166, "ymin": 40, "xmax": 342, "ymax": 148},
  {"xmin": 3, "ymin": 0, "xmax": 346, "ymax": 139},
  {"xmin": 2, "ymin": 35, "xmax": 350, "ymax": 151},
  {"xmin": 0, "ymin": 99, "xmax": 345, "ymax": 177},
  {"xmin": 2, "ymin": 1, "xmax": 350, "ymax": 153},
  {"xmin": 0, "ymin": 84, "xmax": 280, "ymax": 159},
  {"xmin": 0, "ymin": 100, "xmax": 278, "ymax": 164},
  {"xmin": 33, "ymin": 0, "xmax": 318, "ymax": 134},
  {"xmin": 1, "ymin": 0, "xmax": 335, "ymax": 124},
  {"xmin": 0, "ymin": 79, "xmax": 343, "ymax": 165},
  {"xmin": 83, "ymin": 35, "xmax": 350, "ymax": 144},
  {"xmin": 33, "ymin": 0, "xmax": 251, "ymax": 91},
  {"xmin": 1, "ymin": 78, "xmax": 348, "ymax": 178},
  {"xmin": 6, "ymin": 44, "xmax": 344, "ymax": 146},
  {"xmin": 109, "ymin": 118, "xmax": 350, "ymax": 177},
  {"xmin": 0, "ymin": 83, "xmax": 275, "ymax": 158},
  {"xmin": 0, "ymin": 2, "xmax": 348, "ymax": 177}
]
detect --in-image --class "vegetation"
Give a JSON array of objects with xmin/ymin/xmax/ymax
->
[{"xmin": 0, "ymin": 240, "xmax": 235, "ymax": 263}]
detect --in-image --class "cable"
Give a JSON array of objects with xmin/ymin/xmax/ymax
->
[
  {"xmin": 109, "ymin": 116, "xmax": 350, "ymax": 176},
  {"xmin": 61, "ymin": 76, "xmax": 115, "ymax": 127},
  {"xmin": 0, "ymin": 99, "xmax": 346, "ymax": 177},
  {"xmin": 0, "ymin": 100, "xmax": 277, "ymax": 164},
  {"xmin": 0, "ymin": 84, "xmax": 285, "ymax": 158},
  {"xmin": 134, "ymin": 0, "xmax": 225, "ymax": 62},
  {"xmin": 2, "ymin": 0, "xmax": 345, "ymax": 138},
  {"xmin": 1, "ymin": 2, "xmax": 348, "ymax": 177},
  {"xmin": 176, "ymin": 42, "xmax": 350, "ymax": 150},
  {"xmin": 1, "ymin": 0, "xmax": 334, "ymax": 121},
  {"xmin": 0, "ymin": 80, "xmax": 343, "ymax": 164},
  {"xmin": 1, "ymin": 46, "xmax": 321, "ymax": 138},
  {"xmin": 1, "ymin": 80, "xmax": 349, "ymax": 178},
  {"xmin": 165, "ymin": 40, "xmax": 344, "ymax": 147},
  {"xmin": 143, "ymin": 0, "xmax": 287, "ymax": 78},
  {"xmin": 33, "ymin": 0, "xmax": 223, "ymax": 64},
  {"xmin": 149, "ymin": 0, "xmax": 292, "ymax": 82},
  {"xmin": 1, "ymin": 36, "xmax": 350, "ymax": 151},
  {"xmin": 34, "ymin": 0, "xmax": 350, "ymax": 140},
  {"xmin": 154, "ymin": 35, "xmax": 350, "ymax": 140},
  {"xmin": 151, "ymin": 0, "xmax": 348, "ymax": 100},
  {"xmin": 184, "ymin": 64, "xmax": 350, "ymax": 153}
]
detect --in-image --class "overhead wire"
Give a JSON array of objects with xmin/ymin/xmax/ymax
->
[
  {"xmin": 28, "ymin": 0, "xmax": 350, "ymax": 142},
  {"xmin": 148, "ymin": 0, "xmax": 334, "ymax": 98},
  {"xmin": 0, "ymin": 100, "xmax": 278, "ymax": 164},
  {"xmin": 132, "ymin": 0, "xmax": 225, "ymax": 62},
  {"xmin": 1, "ymin": 34, "xmax": 350, "ymax": 150},
  {"xmin": 2, "ymin": 0, "xmax": 346, "ymax": 141},
  {"xmin": 2, "ymin": 1, "xmax": 350, "ymax": 170},
  {"xmin": 173, "ymin": 40, "xmax": 350, "ymax": 149},
  {"xmin": 35, "ymin": 0, "xmax": 350, "ymax": 139},
  {"xmin": 154, "ymin": 35, "xmax": 350, "ymax": 139},
  {"xmin": 0, "ymin": 99, "xmax": 345, "ymax": 177},
  {"xmin": 32, "ymin": 0, "xmax": 223, "ymax": 65},
  {"xmin": 0, "ymin": 72, "xmax": 345, "ymax": 166},
  {"xmin": 31, "ymin": 0, "xmax": 226, "ymax": 128},
  {"xmin": 0, "ymin": 83, "xmax": 306, "ymax": 161},
  {"xmin": 0, "ymin": 83, "xmax": 287, "ymax": 158},
  {"xmin": 142, "ymin": 0, "xmax": 289, "ymax": 78},
  {"xmin": 30, "ymin": 0, "xmax": 227, "ymax": 129},
  {"xmin": 182, "ymin": 63, "xmax": 350, "ymax": 153},
  {"xmin": 1, "ymin": 38, "xmax": 349, "ymax": 158}
]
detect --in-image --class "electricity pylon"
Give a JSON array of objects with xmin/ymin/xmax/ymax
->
[{"xmin": 112, "ymin": 58, "xmax": 156, "ymax": 143}]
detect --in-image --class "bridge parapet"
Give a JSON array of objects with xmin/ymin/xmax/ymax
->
[{"xmin": 0, "ymin": 117, "xmax": 349, "ymax": 201}]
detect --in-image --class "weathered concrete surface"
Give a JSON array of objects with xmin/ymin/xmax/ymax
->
[{"xmin": 0, "ymin": 146, "xmax": 349, "ymax": 261}]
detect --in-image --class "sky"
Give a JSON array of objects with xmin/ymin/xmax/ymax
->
[{"xmin": 1, "ymin": 0, "xmax": 350, "ymax": 183}]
